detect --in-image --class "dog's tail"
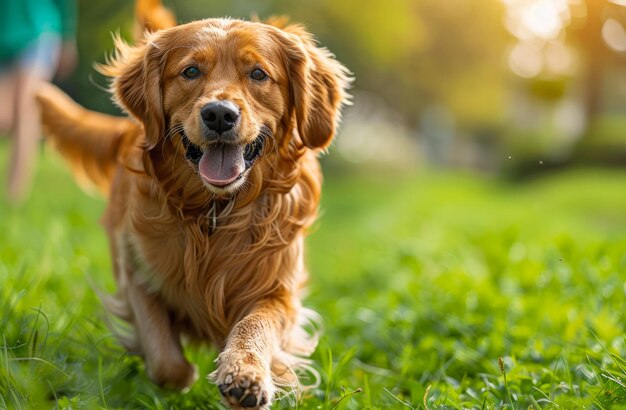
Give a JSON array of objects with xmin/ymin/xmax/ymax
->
[
  {"xmin": 37, "ymin": 83, "xmax": 142, "ymax": 196},
  {"xmin": 135, "ymin": 0, "xmax": 176, "ymax": 37}
]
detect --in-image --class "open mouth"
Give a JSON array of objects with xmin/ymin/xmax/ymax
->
[{"xmin": 180, "ymin": 129, "xmax": 266, "ymax": 188}]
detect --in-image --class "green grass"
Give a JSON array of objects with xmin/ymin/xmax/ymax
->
[{"xmin": 1, "ymin": 141, "xmax": 626, "ymax": 409}]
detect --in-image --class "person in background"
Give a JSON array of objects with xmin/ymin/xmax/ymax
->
[{"xmin": 0, "ymin": 0, "xmax": 78, "ymax": 203}]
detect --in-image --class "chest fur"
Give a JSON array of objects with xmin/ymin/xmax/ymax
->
[{"xmin": 124, "ymin": 199, "xmax": 305, "ymax": 343}]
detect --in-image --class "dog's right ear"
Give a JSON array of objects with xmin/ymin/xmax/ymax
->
[{"xmin": 97, "ymin": 34, "xmax": 164, "ymax": 150}]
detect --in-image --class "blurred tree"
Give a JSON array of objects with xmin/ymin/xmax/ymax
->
[
  {"xmin": 566, "ymin": 0, "xmax": 626, "ymax": 164},
  {"xmin": 279, "ymin": 0, "xmax": 510, "ymax": 131},
  {"xmin": 568, "ymin": 0, "xmax": 611, "ymax": 131},
  {"xmin": 501, "ymin": 0, "xmax": 626, "ymax": 171},
  {"xmin": 505, "ymin": 0, "xmax": 626, "ymax": 136}
]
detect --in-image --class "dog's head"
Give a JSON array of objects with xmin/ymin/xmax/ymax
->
[{"xmin": 102, "ymin": 19, "xmax": 350, "ymax": 196}]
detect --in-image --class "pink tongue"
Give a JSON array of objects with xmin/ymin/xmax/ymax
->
[{"xmin": 198, "ymin": 143, "xmax": 245, "ymax": 186}]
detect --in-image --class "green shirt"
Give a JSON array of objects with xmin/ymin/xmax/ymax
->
[{"xmin": 0, "ymin": 0, "xmax": 77, "ymax": 61}]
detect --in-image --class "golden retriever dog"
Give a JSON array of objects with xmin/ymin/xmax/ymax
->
[{"xmin": 37, "ymin": 1, "xmax": 349, "ymax": 408}]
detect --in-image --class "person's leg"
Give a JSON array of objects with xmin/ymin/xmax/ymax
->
[
  {"xmin": 6, "ymin": 34, "xmax": 60, "ymax": 203},
  {"xmin": 6, "ymin": 68, "xmax": 45, "ymax": 201},
  {"xmin": 0, "ymin": 68, "xmax": 17, "ymax": 134}
]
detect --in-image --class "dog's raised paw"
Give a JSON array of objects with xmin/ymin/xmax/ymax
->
[
  {"xmin": 218, "ymin": 375, "xmax": 269, "ymax": 408},
  {"xmin": 213, "ymin": 353, "xmax": 274, "ymax": 410}
]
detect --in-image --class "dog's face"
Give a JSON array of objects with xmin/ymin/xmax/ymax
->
[{"xmin": 107, "ymin": 19, "xmax": 349, "ymax": 195}]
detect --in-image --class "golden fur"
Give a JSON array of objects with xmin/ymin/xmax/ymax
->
[{"xmin": 37, "ymin": 2, "xmax": 349, "ymax": 409}]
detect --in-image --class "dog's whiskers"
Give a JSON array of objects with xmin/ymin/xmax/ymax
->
[{"xmin": 160, "ymin": 124, "xmax": 184, "ymax": 162}]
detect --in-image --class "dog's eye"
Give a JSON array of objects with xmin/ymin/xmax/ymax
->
[
  {"xmin": 181, "ymin": 66, "xmax": 201, "ymax": 79},
  {"xmin": 250, "ymin": 68, "xmax": 268, "ymax": 81}
]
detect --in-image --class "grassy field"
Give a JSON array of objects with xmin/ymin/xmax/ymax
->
[{"xmin": 1, "ymin": 141, "xmax": 626, "ymax": 409}]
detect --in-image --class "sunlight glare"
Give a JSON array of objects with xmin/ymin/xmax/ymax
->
[
  {"xmin": 508, "ymin": 41, "xmax": 543, "ymax": 78},
  {"xmin": 544, "ymin": 41, "xmax": 575, "ymax": 74},
  {"xmin": 503, "ymin": 0, "xmax": 571, "ymax": 41},
  {"xmin": 602, "ymin": 18, "xmax": 626, "ymax": 52},
  {"xmin": 521, "ymin": 0, "xmax": 568, "ymax": 40}
]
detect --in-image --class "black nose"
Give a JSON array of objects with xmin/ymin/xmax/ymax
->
[{"xmin": 201, "ymin": 101, "xmax": 240, "ymax": 134}]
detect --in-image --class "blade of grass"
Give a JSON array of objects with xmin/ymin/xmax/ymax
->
[
  {"xmin": 498, "ymin": 357, "xmax": 514, "ymax": 408},
  {"xmin": 384, "ymin": 387, "xmax": 415, "ymax": 409}
]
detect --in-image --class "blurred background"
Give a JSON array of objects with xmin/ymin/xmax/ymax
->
[
  {"xmin": 61, "ymin": 0, "xmax": 626, "ymax": 176},
  {"xmin": 3, "ymin": 1, "xmax": 626, "ymax": 407}
]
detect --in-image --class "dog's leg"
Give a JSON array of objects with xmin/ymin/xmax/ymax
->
[
  {"xmin": 213, "ymin": 298, "xmax": 295, "ymax": 409},
  {"xmin": 122, "ymin": 271, "xmax": 198, "ymax": 390},
  {"xmin": 104, "ymin": 205, "xmax": 196, "ymax": 390}
]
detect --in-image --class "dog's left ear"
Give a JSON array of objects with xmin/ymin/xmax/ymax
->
[{"xmin": 276, "ymin": 25, "xmax": 351, "ymax": 150}]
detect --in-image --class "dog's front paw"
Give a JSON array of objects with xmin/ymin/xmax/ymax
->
[{"xmin": 212, "ymin": 351, "xmax": 274, "ymax": 409}]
